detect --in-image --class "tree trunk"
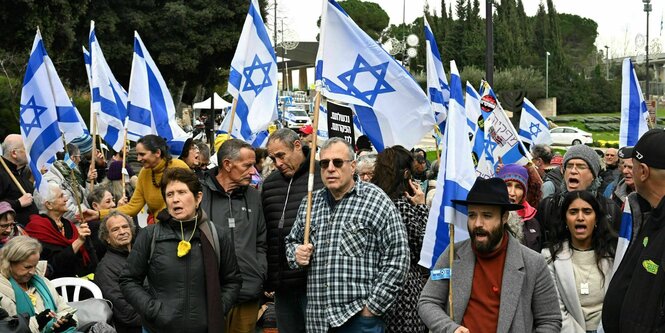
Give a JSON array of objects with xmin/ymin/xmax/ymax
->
[{"xmin": 175, "ymin": 80, "xmax": 187, "ymax": 119}]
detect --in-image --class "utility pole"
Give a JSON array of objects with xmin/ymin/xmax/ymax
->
[
  {"xmin": 485, "ymin": 0, "xmax": 494, "ymax": 86},
  {"xmin": 604, "ymin": 45, "xmax": 609, "ymax": 80},
  {"xmin": 644, "ymin": 0, "xmax": 652, "ymax": 99},
  {"xmin": 546, "ymin": 51, "xmax": 550, "ymax": 99}
]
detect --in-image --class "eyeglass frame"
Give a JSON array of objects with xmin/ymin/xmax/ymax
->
[{"xmin": 319, "ymin": 159, "xmax": 353, "ymax": 169}]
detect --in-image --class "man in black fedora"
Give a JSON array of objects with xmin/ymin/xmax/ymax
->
[{"xmin": 418, "ymin": 177, "xmax": 561, "ymax": 333}]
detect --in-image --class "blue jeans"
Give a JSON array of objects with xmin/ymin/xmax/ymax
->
[
  {"xmin": 329, "ymin": 314, "xmax": 385, "ymax": 333},
  {"xmin": 274, "ymin": 288, "xmax": 307, "ymax": 333}
]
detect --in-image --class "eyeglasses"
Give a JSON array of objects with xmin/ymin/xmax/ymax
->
[
  {"xmin": 0, "ymin": 223, "xmax": 16, "ymax": 230},
  {"xmin": 319, "ymin": 159, "xmax": 353, "ymax": 169},
  {"xmin": 565, "ymin": 162, "xmax": 589, "ymax": 171}
]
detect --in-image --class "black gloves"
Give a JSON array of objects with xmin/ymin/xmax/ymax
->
[{"xmin": 35, "ymin": 309, "xmax": 52, "ymax": 330}]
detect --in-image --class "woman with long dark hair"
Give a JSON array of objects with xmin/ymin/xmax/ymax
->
[
  {"xmin": 541, "ymin": 190, "xmax": 616, "ymax": 333},
  {"xmin": 371, "ymin": 145, "xmax": 427, "ymax": 333}
]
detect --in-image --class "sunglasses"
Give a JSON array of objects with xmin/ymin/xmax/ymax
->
[{"xmin": 319, "ymin": 159, "xmax": 353, "ymax": 169}]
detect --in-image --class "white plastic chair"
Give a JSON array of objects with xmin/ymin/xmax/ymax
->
[{"xmin": 50, "ymin": 277, "xmax": 103, "ymax": 302}]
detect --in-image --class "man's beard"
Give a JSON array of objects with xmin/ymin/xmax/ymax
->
[{"xmin": 469, "ymin": 222, "xmax": 505, "ymax": 253}]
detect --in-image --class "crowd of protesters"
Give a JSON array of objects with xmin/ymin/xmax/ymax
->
[{"xmin": 0, "ymin": 127, "xmax": 664, "ymax": 332}]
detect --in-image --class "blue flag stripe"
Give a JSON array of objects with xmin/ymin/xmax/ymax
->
[{"xmin": 353, "ymin": 105, "xmax": 385, "ymax": 152}]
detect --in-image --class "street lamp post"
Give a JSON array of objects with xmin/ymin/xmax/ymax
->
[
  {"xmin": 604, "ymin": 45, "xmax": 609, "ymax": 80},
  {"xmin": 485, "ymin": 0, "xmax": 494, "ymax": 86},
  {"xmin": 644, "ymin": 0, "xmax": 652, "ymax": 99},
  {"xmin": 546, "ymin": 51, "xmax": 550, "ymax": 99}
]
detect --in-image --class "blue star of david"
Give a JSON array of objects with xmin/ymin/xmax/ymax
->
[
  {"xmin": 439, "ymin": 79, "xmax": 448, "ymax": 91},
  {"xmin": 483, "ymin": 139, "xmax": 498, "ymax": 160},
  {"xmin": 337, "ymin": 55, "xmax": 395, "ymax": 107},
  {"xmin": 242, "ymin": 55, "xmax": 272, "ymax": 96},
  {"xmin": 19, "ymin": 96, "xmax": 48, "ymax": 136},
  {"xmin": 529, "ymin": 122, "xmax": 542, "ymax": 137}
]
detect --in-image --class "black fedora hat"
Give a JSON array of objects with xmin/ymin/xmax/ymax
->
[{"xmin": 451, "ymin": 177, "xmax": 523, "ymax": 211}]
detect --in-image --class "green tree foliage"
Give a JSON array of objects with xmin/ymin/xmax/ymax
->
[{"xmin": 337, "ymin": 0, "xmax": 389, "ymax": 41}]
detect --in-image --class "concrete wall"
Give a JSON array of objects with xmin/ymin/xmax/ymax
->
[{"xmin": 535, "ymin": 98, "xmax": 557, "ymax": 117}]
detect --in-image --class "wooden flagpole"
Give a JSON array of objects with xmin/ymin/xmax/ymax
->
[
  {"xmin": 0, "ymin": 158, "xmax": 26, "ymax": 195},
  {"xmin": 449, "ymin": 223, "xmax": 455, "ymax": 320},
  {"xmin": 121, "ymin": 127, "xmax": 129, "ymax": 197},
  {"xmin": 89, "ymin": 110, "xmax": 97, "ymax": 192},
  {"xmin": 303, "ymin": 91, "xmax": 322, "ymax": 245},
  {"xmin": 61, "ymin": 133, "xmax": 85, "ymax": 224},
  {"xmin": 227, "ymin": 98, "xmax": 238, "ymax": 136}
]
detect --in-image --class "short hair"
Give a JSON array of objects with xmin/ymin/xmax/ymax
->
[
  {"xmin": 267, "ymin": 128, "xmax": 299, "ymax": 149},
  {"xmin": 216, "ymin": 139, "xmax": 253, "ymax": 166},
  {"xmin": 33, "ymin": 182, "xmax": 62, "ymax": 214},
  {"xmin": 0, "ymin": 236, "xmax": 42, "ymax": 278},
  {"xmin": 356, "ymin": 153, "xmax": 377, "ymax": 170},
  {"xmin": 87, "ymin": 186, "xmax": 111, "ymax": 208},
  {"xmin": 66, "ymin": 143, "xmax": 80, "ymax": 156},
  {"xmin": 98, "ymin": 211, "xmax": 135, "ymax": 246},
  {"xmin": 255, "ymin": 148, "xmax": 269, "ymax": 162},
  {"xmin": 320, "ymin": 137, "xmax": 355, "ymax": 160},
  {"xmin": 195, "ymin": 141, "xmax": 210, "ymax": 163},
  {"xmin": 531, "ymin": 144, "xmax": 553, "ymax": 164},
  {"xmin": 160, "ymin": 167, "xmax": 202, "ymax": 201},
  {"xmin": 137, "ymin": 135, "xmax": 171, "ymax": 164}
]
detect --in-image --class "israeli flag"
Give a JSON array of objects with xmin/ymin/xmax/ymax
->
[
  {"xmin": 465, "ymin": 82, "xmax": 481, "ymax": 138},
  {"xmin": 226, "ymin": 0, "xmax": 278, "ymax": 141},
  {"xmin": 620, "ymin": 58, "xmax": 649, "ymax": 147},
  {"xmin": 89, "ymin": 21, "xmax": 130, "ymax": 151},
  {"xmin": 424, "ymin": 17, "xmax": 449, "ymax": 133},
  {"xmin": 315, "ymin": 0, "xmax": 435, "ymax": 152},
  {"xmin": 612, "ymin": 201, "xmax": 634, "ymax": 273},
  {"xmin": 217, "ymin": 113, "xmax": 270, "ymax": 148},
  {"xmin": 19, "ymin": 30, "xmax": 65, "ymax": 194},
  {"xmin": 420, "ymin": 61, "xmax": 475, "ymax": 269},
  {"xmin": 518, "ymin": 97, "xmax": 552, "ymax": 146},
  {"xmin": 127, "ymin": 32, "xmax": 190, "ymax": 155}
]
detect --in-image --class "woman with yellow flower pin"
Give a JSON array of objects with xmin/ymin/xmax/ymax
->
[{"xmin": 119, "ymin": 168, "xmax": 242, "ymax": 333}]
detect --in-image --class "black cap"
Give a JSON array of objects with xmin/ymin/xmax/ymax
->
[
  {"xmin": 617, "ymin": 146, "xmax": 634, "ymax": 160},
  {"xmin": 632, "ymin": 129, "xmax": 665, "ymax": 169}
]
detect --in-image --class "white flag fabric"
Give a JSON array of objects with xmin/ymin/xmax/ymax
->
[
  {"xmin": 420, "ymin": 61, "xmax": 475, "ymax": 269},
  {"xmin": 89, "ymin": 21, "xmax": 130, "ymax": 151},
  {"xmin": 620, "ymin": 58, "xmax": 649, "ymax": 148},
  {"xmin": 465, "ymin": 82, "xmax": 481, "ymax": 138},
  {"xmin": 19, "ymin": 30, "xmax": 65, "ymax": 194},
  {"xmin": 315, "ymin": 0, "xmax": 435, "ymax": 151},
  {"xmin": 217, "ymin": 114, "xmax": 270, "ymax": 148},
  {"xmin": 518, "ymin": 97, "xmax": 552, "ymax": 146},
  {"xmin": 612, "ymin": 199, "xmax": 634, "ymax": 273},
  {"xmin": 127, "ymin": 32, "xmax": 190, "ymax": 155},
  {"xmin": 424, "ymin": 17, "xmax": 449, "ymax": 133},
  {"xmin": 227, "ymin": 0, "xmax": 278, "ymax": 140}
]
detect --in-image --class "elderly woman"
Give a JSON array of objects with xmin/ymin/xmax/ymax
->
[
  {"xmin": 84, "ymin": 135, "xmax": 189, "ymax": 224},
  {"xmin": 356, "ymin": 153, "xmax": 377, "ymax": 182},
  {"xmin": 120, "ymin": 168, "xmax": 242, "ymax": 333},
  {"xmin": 26, "ymin": 183, "xmax": 97, "ymax": 279},
  {"xmin": 0, "ymin": 236, "xmax": 78, "ymax": 333},
  {"xmin": 0, "ymin": 201, "xmax": 27, "ymax": 248},
  {"xmin": 371, "ymin": 145, "xmax": 428, "ymax": 333}
]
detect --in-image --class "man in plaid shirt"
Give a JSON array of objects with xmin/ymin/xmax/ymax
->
[{"xmin": 285, "ymin": 137, "xmax": 409, "ymax": 333}]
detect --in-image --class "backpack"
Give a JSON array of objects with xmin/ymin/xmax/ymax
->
[{"xmin": 149, "ymin": 220, "xmax": 221, "ymax": 267}]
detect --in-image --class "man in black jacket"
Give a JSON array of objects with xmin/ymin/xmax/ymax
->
[
  {"xmin": 94, "ymin": 211, "xmax": 141, "ymax": 333},
  {"xmin": 603, "ymin": 129, "xmax": 665, "ymax": 332},
  {"xmin": 262, "ymin": 129, "xmax": 324, "ymax": 333},
  {"xmin": 0, "ymin": 135, "xmax": 38, "ymax": 226}
]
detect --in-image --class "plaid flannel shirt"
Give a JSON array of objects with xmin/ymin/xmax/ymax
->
[{"xmin": 285, "ymin": 180, "xmax": 409, "ymax": 332}]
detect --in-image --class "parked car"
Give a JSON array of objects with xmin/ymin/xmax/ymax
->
[
  {"xmin": 549, "ymin": 126, "xmax": 593, "ymax": 146},
  {"xmin": 282, "ymin": 107, "xmax": 312, "ymax": 129}
]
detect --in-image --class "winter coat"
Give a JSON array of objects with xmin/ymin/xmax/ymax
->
[
  {"xmin": 0, "ymin": 157, "xmax": 38, "ymax": 226},
  {"xmin": 119, "ymin": 212, "xmax": 242, "ymax": 333},
  {"xmin": 94, "ymin": 246, "xmax": 141, "ymax": 333},
  {"xmin": 201, "ymin": 169, "xmax": 267, "ymax": 303},
  {"xmin": 261, "ymin": 146, "xmax": 323, "ymax": 292}
]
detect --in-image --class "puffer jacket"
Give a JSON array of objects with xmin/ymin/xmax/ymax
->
[
  {"xmin": 95, "ymin": 247, "xmax": 142, "ymax": 333},
  {"xmin": 261, "ymin": 146, "xmax": 324, "ymax": 291},
  {"xmin": 201, "ymin": 169, "xmax": 267, "ymax": 303},
  {"xmin": 119, "ymin": 211, "xmax": 242, "ymax": 333}
]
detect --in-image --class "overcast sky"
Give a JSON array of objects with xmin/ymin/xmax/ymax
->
[{"xmin": 267, "ymin": 0, "xmax": 665, "ymax": 58}]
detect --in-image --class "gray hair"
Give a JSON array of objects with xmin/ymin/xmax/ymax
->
[
  {"xmin": 33, "ymin": 182, "xmax": 62, "ymax": 214},
  {"xmin": 267, "ymin": 128, "xmax": 299, "ymax": 149},
  {"xmin": 1, "ymin": 135, "xmax": 23, "ymax": 159},
  {"xmin": 321, "ymin": 137, "xmax": 355, "ymax": 160},
  {"xmin": 87, "ymin": 186, "xmax": 111, "ymax": 208},
  {"xmin": 531, "ymin": 144, "xmax": 553, "ymax": 164},
  {"xmin": 196, "ymin": 141, "xmax": 211, "ymax": 163},
  {"xmin": 356, "ymin": 153, "xmax": 377, "ymax": 170},
  {"xmin": 65, "ymin": 143, "xmax": 80, "ymax": 157},
  {"xmin": 98, "ymin": 211, "xmax": 135, "ymax": 246},
  {"xmin": 216, "ymin": 139, "xmax": 253, "ymax": 166},
  {"xmin": 0, "ymin": 236, "xmax": 42, "ymax": 278}
]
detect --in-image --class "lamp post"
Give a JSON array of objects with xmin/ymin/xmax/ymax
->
[
  {"xmin": 604, "ymin": 45, "xmax": 609, "ymax": 80},
  {"xmin": 546, "ymin": 51, "xmax": 550, "ymax": 99},
  {"xmin": 485, "ymin": 0, "xmax": 494, "ymax": 86},
  {"xmin": 644, "ymin": 0, "xmax": 652, "ymax": 99}
]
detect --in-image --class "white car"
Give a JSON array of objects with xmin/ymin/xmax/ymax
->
[
  {"xmin": 282, "ymin": 107, "xmax": 312, "ymax": 129},
  {"xmin": 549, "ymin": 126, "xmax": 593, "ymax": 146}
]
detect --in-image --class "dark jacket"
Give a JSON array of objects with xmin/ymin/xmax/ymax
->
[
  {"xmin": 602, "ymin": 195, "xmax": 665, "ymax": 332},
  {"xmin": 200, "ymin": 169, "xmax": 267, "ymax": 303},
  {"xmin": 95, "ymin": 246, "xmax": 142, "ymax": 333},
  {"xmin": 119, "ymin": 212, "xmax": 242, "ymax": 333},
  {"xmin": 261, "ymin": 146, "xmax": 324, "ymax": 292},
  {"xmin": 0, "ymin": 157, "xmax": 38, "ymax": 226}
]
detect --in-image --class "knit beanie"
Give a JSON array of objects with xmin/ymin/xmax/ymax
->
[
  {"xmin": 563, "ymin": 145, "xmax": 600, "ymax": 177},
  {"xmin": 497, "ymin": 164, "xmax": 529, "ymax": 194},
  {"xmin": 71, "ymin": 134, "xmax": 93, "ymax": 154},
  {"xmin": 107, "ymin": 160, "xmax": 123, "ymax": 181}
]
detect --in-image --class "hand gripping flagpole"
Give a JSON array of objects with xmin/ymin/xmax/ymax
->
[
  {"xmin": 303, "ymin": 91, "xmax": 322, "ymax": 245},
  {"xmin": 227, "ymin": 98, "xmax": 239, "ymax": 136}
]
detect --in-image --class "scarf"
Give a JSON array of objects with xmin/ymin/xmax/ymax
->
[
  {"xmin": 517, "ymin": 200, "xmax": 537, "ymax": 220},
  {"xmin": 10, "ymin": 275, "xmax": 75, "ymax": 332},
  {"xmin": 25, "ymin": 215, "xmax": 90, "ymax": 265}
]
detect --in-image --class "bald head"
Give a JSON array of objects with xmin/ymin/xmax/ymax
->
[
  {"xmin": 2, "ymin": 135, "xmax": 27, "ymax": 167},
  {"xmin": 604, "ymin": 148, "xmax": 618, "ymax": 167}
]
